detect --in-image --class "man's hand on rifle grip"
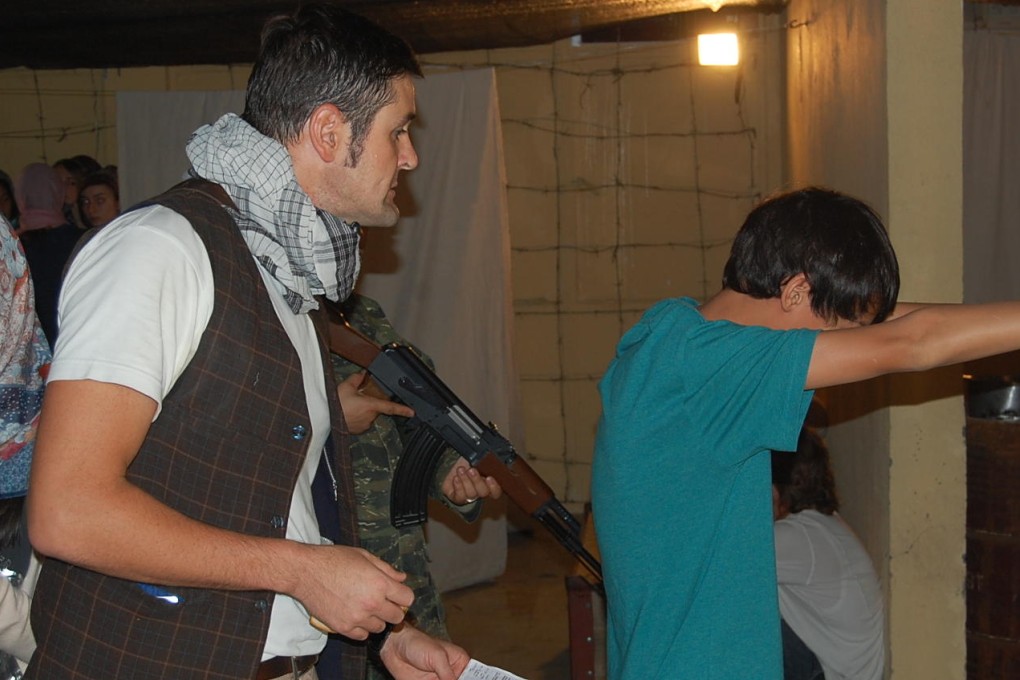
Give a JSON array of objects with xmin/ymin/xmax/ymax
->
[{"xmin": 337, "ymin": 371, "xmax": 415, "ymax": 434}]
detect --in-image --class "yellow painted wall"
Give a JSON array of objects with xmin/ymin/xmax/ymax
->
[
  {"xmin": 0, "ymin": 65, "xmax": 252, "ymax": 168},
  {"xmin": 886, "ymin": 1, "xmax": 966, "ymax": 676}
]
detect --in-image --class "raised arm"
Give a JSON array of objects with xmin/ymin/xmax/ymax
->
[{"xmin": 806, "ymin": 301, "xmax": 1020, "ymax": 390}]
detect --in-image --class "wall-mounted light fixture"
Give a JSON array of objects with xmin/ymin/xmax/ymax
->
[{"xmin": 697, "ymin": 33, "xmax": 739, "ymax": 66}]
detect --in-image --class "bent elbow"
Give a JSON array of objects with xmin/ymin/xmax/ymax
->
[{"xmin": 26, "ymin": 490, "xmax": 82, "ymax": 561}]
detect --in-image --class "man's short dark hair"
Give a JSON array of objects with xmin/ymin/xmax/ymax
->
[
  {"xmin": 243, "ymin": 3, "xmax": 422, "ymax": 165},
  {"xmin": 771, "ymin": 429, "xmax": 839, "ymax": 515},
  {"xmin": 722, "ymin": 187, "xmax": 900, "ymax": 324}
]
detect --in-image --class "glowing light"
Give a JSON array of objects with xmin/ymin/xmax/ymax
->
[{"xmin": 698, "ymin": 33, "xmax": 739, "ymax": 66}]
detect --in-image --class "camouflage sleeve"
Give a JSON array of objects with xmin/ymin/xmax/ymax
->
[
  {"xmin": 340, "ymin": 294, "xmax": 480, "ymax": 521},
  {"xmin": 332, "ymin": 295, "xmax": 451, "ymax": 642}
]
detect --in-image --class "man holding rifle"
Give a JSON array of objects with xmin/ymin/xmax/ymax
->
[{"xmin": 26, "ymin": 5, "xmax": 468, "ymax": 679}]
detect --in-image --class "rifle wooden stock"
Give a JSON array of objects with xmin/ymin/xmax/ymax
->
[
  {"xmin": 324, "ymin": 301, "xmax": 603, "ymax": 583},
  {"xmin": 474, "ymin": 451, "xmax": 554, "ymax": 517},
  {"xmin": 324, "ymin": 299, "xmax": 381, "ymax": 369}
]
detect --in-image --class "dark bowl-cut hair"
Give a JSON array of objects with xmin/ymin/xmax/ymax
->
[
  {"xmin": 243, "ymin": 3, "xmax": 422, "ymax": 166},
  {"xmin": 79, "ymin": 170, "xmax": 119, "ymax": 200},
  {"xmin": 722, "ymin": 187, "xmax": 900, "ymax": 324},
  {"xmin": 771, "ymin": 428, "xmax": 839, "ymax": 516}
]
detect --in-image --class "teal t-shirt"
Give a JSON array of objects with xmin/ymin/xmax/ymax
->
[{"xmin": 592, "ymin": 297, "xmax": 818, "ymax": 679}]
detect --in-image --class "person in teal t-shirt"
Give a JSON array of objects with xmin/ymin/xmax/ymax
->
[{"xmin": 593, "ymin": 186, "xmax": 1020, "ymax": 679}]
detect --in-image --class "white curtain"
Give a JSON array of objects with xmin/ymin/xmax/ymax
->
[
  {"xmin": 116, "ymin": 68, "xmax": 517, "ymax": 592},
  {"xmin": 117, "ymin": 90, "xmax": 245, "ymax": 207},
  {"xmin": 359, "ymin": 69, "xmax": 516, "ymax": 592},
  {"xmin": 963, "ymin": 29, "xmax": 1020, "ymax": 302}
]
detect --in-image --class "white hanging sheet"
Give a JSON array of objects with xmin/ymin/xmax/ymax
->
[{"xmin": 964, "ymin": 29, "xmax": 1020, "ymax": 303}]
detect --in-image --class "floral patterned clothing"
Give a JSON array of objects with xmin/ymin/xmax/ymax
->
[{"xmin": 0, "ymin": 216, "xmax": 50, "ymax": 499}]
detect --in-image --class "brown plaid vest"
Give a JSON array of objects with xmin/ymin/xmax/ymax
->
[{"xmin": 27, "ymin": 182, "xmax": 367, "ymax": 679}]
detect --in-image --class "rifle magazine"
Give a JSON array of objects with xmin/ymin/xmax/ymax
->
[{"xmin": 390, "ymin": 424, "xmax": 448, "ymax": 528}]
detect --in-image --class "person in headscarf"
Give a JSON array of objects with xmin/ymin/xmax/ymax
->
[{"xmin": 14, "ymin": 163, "xmax": 83, "ymax": 346}]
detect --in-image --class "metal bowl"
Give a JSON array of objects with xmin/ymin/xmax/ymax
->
[{"xmin": 964, "ymin": 375, "xmax": 1020, "ymax": 420}]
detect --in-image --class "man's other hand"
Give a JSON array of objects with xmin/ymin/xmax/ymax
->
[{"xmin": 380, "ymin": 623, "xmax": 471, "ymax": 680}]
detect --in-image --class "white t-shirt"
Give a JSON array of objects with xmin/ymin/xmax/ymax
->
[
  {"xmin": 774, "ymin": 510, "xmax": 884, "ymax": 680},
  {"xmin": 53, "ymin": 204, "xmax": 329, "ymax": 659}
]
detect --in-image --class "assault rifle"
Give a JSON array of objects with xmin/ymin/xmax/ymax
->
[{"xmin": 323, "ymin": 302, "xmax": 602, "ymax": 583}]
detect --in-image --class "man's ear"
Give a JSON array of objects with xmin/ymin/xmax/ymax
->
[
  {"xmin": 305, "ymin": 103, "xmax": 350, "ymax": 163},
  {"xmin": 779, "ymin": 272, "xmax": 812, "ymax": 312}
]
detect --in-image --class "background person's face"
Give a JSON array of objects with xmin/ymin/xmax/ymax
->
[{"xmin": 80, "ymin": 185, "xmax": 119, "ymax": 227}]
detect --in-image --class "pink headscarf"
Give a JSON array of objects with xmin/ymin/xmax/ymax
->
[{"xmin": 15, "ymin": 163, "xmax": 66, "ymax": 232}]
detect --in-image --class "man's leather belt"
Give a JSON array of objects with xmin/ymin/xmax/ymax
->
[{"xmin": 255, "ymin": 654, "xmax": 318, "ymax": 680}]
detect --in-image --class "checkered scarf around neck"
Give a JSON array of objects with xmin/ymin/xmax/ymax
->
[{"xmin": 186, "ymin": 113, "xmax": 360, "ymax": 314}]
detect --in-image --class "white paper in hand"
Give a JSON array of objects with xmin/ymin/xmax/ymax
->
[{"xmin": 457, "ymin": 658, "xmax": 528, "ymax": 680}]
